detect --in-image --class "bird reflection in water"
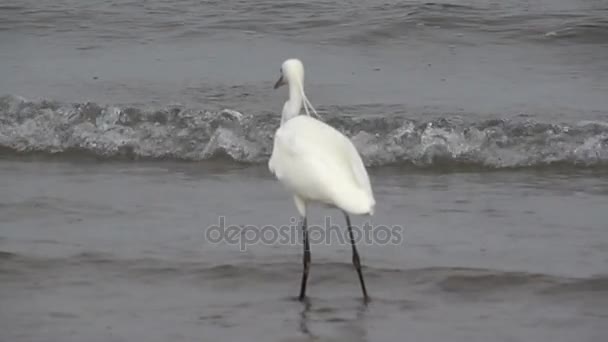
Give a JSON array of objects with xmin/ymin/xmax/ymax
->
[{"xmin": 298, "ymin": 298, "xmax": 370, "ymax": 342}]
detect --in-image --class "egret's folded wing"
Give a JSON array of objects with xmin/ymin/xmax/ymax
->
[{"xmin": 341, "ymin": 136, "xmax": 374, "ymax": 202}]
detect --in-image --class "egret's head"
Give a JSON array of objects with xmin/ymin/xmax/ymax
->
[
  {"xmin": 273, "ymin": 58, "xmax": 319, "ymax": 119},
  {"xmin": 274, "ymin": 58, "xmax": 305, "ymax": 89}
]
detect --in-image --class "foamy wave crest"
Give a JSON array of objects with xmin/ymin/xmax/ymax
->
[{"xmin": 1, "ymin": 95, "xmax": 607, "ymax": 168}]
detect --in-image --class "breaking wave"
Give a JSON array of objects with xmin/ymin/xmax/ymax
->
[{"xmin": 1, "ymin": 95, "xmax": 607, "ymax": 169}]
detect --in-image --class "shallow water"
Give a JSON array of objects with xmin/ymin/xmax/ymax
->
[
  {"xmin": 1, "ymin": 0, "xmax": 608, "ymax": 340},
  {"xmin": 1, "ymin": 160, "xmax": 607, "ymax": 341},
  {"xmin": 1, "ymin": 0, "xmax": 607, "ymax": 117}
]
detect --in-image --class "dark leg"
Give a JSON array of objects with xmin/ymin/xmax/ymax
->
[
  {"xmin": 344, "ymin": 212, "xmax": 369, "ymax": 301},
  {"xmin": 298, "ymin": 216, "xmax": 311, "ymax": 301}
]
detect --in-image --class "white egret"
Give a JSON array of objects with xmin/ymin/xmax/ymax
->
[{"xmin": 268, "ymin": 58, "xmax": 375, "ymax": 301}]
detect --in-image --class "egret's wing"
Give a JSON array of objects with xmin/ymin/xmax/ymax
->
[
  {"xmin": 270, "ymin": 115, "xmax": 375, "ymax": 214},
  {"xmin": 340, "ymin": 136, "xmax": 374, "ymax": 201},
  {"xmin": 291, "ymin": 116, "xmax": 374, "ymax": 196}
]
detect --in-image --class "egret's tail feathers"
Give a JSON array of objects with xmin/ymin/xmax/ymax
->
[{"xmin": 335, "ymin": 189, "xmax": 375, "ymax": 216}]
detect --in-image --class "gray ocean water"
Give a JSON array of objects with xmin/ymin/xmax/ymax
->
[{"xmin": 1, "ymin": 0, "xmax": 608, "ymax": 341}]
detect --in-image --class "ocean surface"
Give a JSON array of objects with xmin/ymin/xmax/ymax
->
[{"xmin": 1, "ymin": 0, "xmax": 608, "ymax": 341}]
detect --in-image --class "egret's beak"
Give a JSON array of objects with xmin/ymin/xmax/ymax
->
[{"xmin": 274, "ymin": 75, "xmax": 285, "ymax": 89}]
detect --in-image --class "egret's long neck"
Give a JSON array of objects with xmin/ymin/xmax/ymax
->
[{"xmin": 280, "ymin": 81, "xmax": 303, "ymax": 125}]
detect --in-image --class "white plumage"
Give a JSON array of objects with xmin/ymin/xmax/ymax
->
[
  {"xmin": 269, "ymin": 58, "xmax": 374, "ymax": 301},
  {"xmin": 269, "ymin": 115, "xmax": 375, "ymax": 217}
]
